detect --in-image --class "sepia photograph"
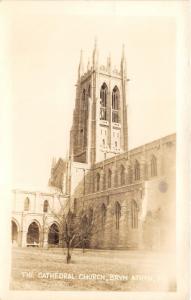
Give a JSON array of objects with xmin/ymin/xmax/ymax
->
[{"xmin": 0, "ymin": 1, "xmax": 190, "ymax": 299}]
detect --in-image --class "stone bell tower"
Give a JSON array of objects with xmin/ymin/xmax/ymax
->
[{"xmin": 70, "ymin": 40, "xmax": 129, "ymax": 166}]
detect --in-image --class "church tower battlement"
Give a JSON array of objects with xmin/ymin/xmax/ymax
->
[{"xmin": 70, "ymin": 40, "xmax": 129, "ymax": 166}]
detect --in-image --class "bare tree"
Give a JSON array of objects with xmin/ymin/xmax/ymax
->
[{"xmin": 42, "ymin": 192, "xmax": 105, "ymax": 264}]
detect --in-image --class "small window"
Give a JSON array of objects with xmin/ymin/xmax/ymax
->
[
  {"xmin": 43, "ymin": 200, "xmax": 49, "ymax": 213},
  {"xmin": 24, "ymin": 197, "xmax": 30, "ymax": 211},
  {"xmin": 103, "ymin": 139, "xmax": 105, "ymax": 146},
  {"xmin": 115, "ymin": 141, "xmax": 117, "ymax": 148}
]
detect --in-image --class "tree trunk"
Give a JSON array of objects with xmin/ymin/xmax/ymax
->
[{"xmin": 66, "ymin": 243, "xmax": 71, "ymax": 264}]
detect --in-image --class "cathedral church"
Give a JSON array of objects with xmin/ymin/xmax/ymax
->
[
  {"xmin": 12, "ymin": 41, "xmax": 176, "ymax": 250},
  {"xmin": 49, "ymin": 40, "xmax": 176, "ymax": 250}
]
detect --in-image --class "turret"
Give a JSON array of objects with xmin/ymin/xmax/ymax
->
[
  {"xmin": 107, "ymin": 53, "xmax": 111, "ymax": 73},
  {"xmin": 121, "ymin": 44, "xmax": 127, "ymax": 77},
  {"xmin": 92, "ymin": 37, "xmax": 99, "ymax": 70},
  {"xmin": 78, "ymin": 49, "xmax": 84, "ymax": 79}
]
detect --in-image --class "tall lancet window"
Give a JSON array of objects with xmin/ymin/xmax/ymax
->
[
  {"xmin": 82, "ymin": 89, "xmax": 86, "ymax": 102},
  {"xmin": 134, "ymin": 160, "xmax": 140, "ymax": 181},
  {"xmin": 115, "ymin": 201, "xmax": 121, "ymax": 230},
  {"xmin": 101, "ymin": 203, "xmax": 107, "ymax": 227},
  {"xmin": 96, "ymin": 173, "xmax": 100, "ymax": 191},
  {"xmin": 120, "ymin": 164, "xmax": 126, "ymax": 186},
  {"xmin": 88, "ymin": 84, "xmax": 91, "ymax": 98},
  {"xmin": 151, "ymin": 155, "xmax": 157, "ymax": 177},
  {"xmin": 43, "ymin": 200, "xmax": 49, "ymax": 213},
  {"xmin": 112, "ymin": 86, "xmax": 120, "ymax": 123},
  {"xmin": 108, "ymin": 169, "xmax": 112, "ymax": 188},
  {"xmin": 131, "ymin": 200, "xmax": 138, "ymax": 228},
  {"xmin": 24, "ymin": 197, "xmax": 30, "ymax": 211},
  {"xmin": 100, "ymin": 83, "xmax": 108, "ymax": 120}
]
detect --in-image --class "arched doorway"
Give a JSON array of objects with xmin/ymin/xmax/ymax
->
[
  {"xmin": 27, "ymin": 222, "xmax": 40, "ymax": 245},
  {"xmin": 12, "ymin": 220, "xmax": 18, "ymax": 245},
  {"xmin": 48, "ymin": 223, "xmax": 59, "ymax": 245}
]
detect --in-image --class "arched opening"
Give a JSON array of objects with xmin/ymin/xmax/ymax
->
[
  {"xmin": 112, "ymin": 86, "xmax": 120, "ymax": 123},
  {"xmin": 131, "ymin": 200, "xmax": 138, "ymax": 228},
  {"xmin": 115, "ymin": 201, "xmax": 121, "ymax": 230},
  {"xmin": 24, "ymin": 197, "xmax": 30, "ymax": 211},
  {"xmin": 27, "ymin": 222, "xmax": 40, "ymax": 245},
  {"xmin": 43, "ymin": 200, "xmax": 48, "ymax": 213},
  {"xmin": 12, "ymin": 220, "xmax": 18, "ymax": 245},
  {"xmin": 100, "ymin": 83, "xmax": 108, "ymax": 120},
  {"xmin": 48, "ymin": 223, "xmax": 59, "ymax": 245}
]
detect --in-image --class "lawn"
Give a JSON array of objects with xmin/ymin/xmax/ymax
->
[{"xmin": 10, "ymin": 247, "xmax": 176, "ymax": 291}]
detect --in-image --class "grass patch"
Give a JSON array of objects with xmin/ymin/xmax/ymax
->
[{"xmin": 10, "ymin": 247, "xmax": 176, "ymax": 291}]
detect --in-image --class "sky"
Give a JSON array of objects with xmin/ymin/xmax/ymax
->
[{"xmin": 8, "ymin": 2, "xmax": 176, "ymax": 190}]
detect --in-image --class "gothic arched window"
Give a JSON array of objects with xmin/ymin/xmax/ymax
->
[
  {"xmin": 24, "ymin": 197, "xmax": 30, "ymax": 211},
  {"xmin": 115, "ymin": 201, "xmax": 121, "ymax": 230},
  {"xmin": 131, "ymin": 200, "xmax": 138, "ymax": 228},
  {"xmin": 151, "ymin": 155, "xmax": 157, "ymax": 177},
  {"xmin": 103, "ymin": 172, "xmax": 106, "ymax": 190},
  {"xmin": 100, "ymin": 83, "xmax": 108, "ymax": 120},
  {"xmin": 120, "ymin": 164, "xmax": 125, "ymax": 186},
  {"xmin": 88, "ymin": 84, "xmax": 91, "ymax": 97},
  {"xmin": 101, "ymin": 203, "xmax": 107, "ymax": 227},
  {"xmin": 81, "ymin": 215, "xmax": 88, "ymax": 231},
  {"xmin": 88, "ymin": 207, "xmax": 93, "ymax": 224},
  {"xmin": 82, "ymin": 89, "xmax": 86, "ymax": 101},
  {"xmin": 144, "ymin": 163, "xmax": 148, "ymax": 180},
  {"xmin": 134, "ymin": 160, "xmax": 140, "ymax": 181},
  {"xmin": 108, "ymin": 169, "xmax": 112, "ymax": 188},
  {"xmin": 43, "ymin": 200, "xmax": 49, "ymax": 213},
  {"xmin": 73, "ymin": 198, "xmax": 77, "ymax": 215},
  {"xmin": 112, "ymin": 86, "xmax": 120, "ymax": 123},
  {"xmin": 96, "ymin": 173, "xmax": 100, "ymax": 191}
]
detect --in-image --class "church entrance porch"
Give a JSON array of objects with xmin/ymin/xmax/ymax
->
[
  {"xmin": 12, "ymin": 220, "xmax": 18, "ymax": 246},
  {"xmin": 27, "ymin": 222, "xmax": 40, "ymax": 247},
  {"xmin": 48, "ymin": 223, "xmax": 59, "ymax": 246}
]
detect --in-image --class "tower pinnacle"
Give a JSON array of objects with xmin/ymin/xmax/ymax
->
[
  {"xmin": 78, "ymin": 49, "xmax": 84, "ymax": 78},
  {"xmin": 121, "ymin": 44, "xmax": 126, "ymax": 75},
  {"xmin": 92, "ymin": 37, "xmax": 99, "ymax": 69}
]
